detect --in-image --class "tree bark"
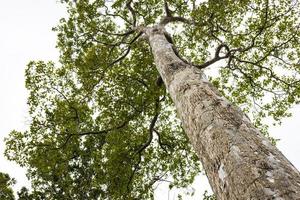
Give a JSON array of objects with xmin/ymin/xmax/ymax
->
[{"xmin": 146, "ymin": 26, "xmax": 300, "ymax": 199}]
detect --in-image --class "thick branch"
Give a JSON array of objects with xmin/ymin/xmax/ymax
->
[
  {"xmin": 172, "ymin": 42, "xmax": 231, "ymax": 69},
  {"xmin": 164, "ymin": 0, "xmax": 172, "ymax": 17}
]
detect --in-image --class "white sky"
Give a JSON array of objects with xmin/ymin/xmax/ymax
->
[{"xmin": 0, "ymin": 1, "xmax": 299, "ymax": 199}]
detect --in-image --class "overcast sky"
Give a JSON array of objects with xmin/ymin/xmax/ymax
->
[{"xmin": 0, "ymin": 1, "xmax": 299, "ymax": 199}]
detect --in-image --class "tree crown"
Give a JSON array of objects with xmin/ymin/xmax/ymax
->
[{"xmin": 5, "ymin": 0, "xmax": 300, "ymax": 199}]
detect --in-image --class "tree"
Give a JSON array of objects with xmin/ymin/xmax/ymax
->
[
  {"xmin": 4, "ymin": 0, "xmax": 300, "ymax": 199},
  {"xmin": 17, "ymin": 187, "xmax": 45, "ymax": 200},
  {"xmin": 0, "ymin": 172, "xmax": 16, "ymax": 200}
]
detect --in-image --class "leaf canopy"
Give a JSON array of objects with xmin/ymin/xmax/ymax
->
[{"xmin": 0, "ymin": 172, "xmax": 15, "ymax": 200}]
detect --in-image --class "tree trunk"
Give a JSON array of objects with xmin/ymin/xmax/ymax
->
[{"xmin": 146, "ymin": 26, "xmax": 300, "ymax": 199}]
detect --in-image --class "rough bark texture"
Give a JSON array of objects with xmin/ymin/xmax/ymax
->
[{"xmin": 146, "ymin": 26, "xmax": 300, "ymax": 200}]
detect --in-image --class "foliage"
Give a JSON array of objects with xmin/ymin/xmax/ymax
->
[
  {"xmin": 4, "ymin": 0, "xmax": 300, "ymax": 199},
  {"xmin": 0, "ymin": 172, "xmax": 16, "ymax": 200},
  {"xmin": 17, "ymin": 187, "xmax": 46, "ymax": 200},
  {"xmin": 202, "ymin": 190, "xmax": 216, "ymax": 200}
]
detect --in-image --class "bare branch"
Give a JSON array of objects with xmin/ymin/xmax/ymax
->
[
  {"xmin": 119, "ymin": 74, "xmax": 149, "ymax": 89},
  {"xmin": 159, "ymin": 0, "xmax": 201, "ymax": 26},
  {"xmin": 232, "ymin": 56, "xmax": 298, "ymax": 87},
  {"xmin": 108, "ymin": 32, "xmax": 143, "ymax": 66},
  {"xmin": 103, "ymin": 4, "xmax": 132, "ymax": 25},
  {"xmin": 172, "ymin": 43, "xmax": 231, "ymax": 69},
  {"xmin": 126, "ymin": 97, "xmax": 161, "ymax": 194},
  {"xmin": 160, "ymin": 16, "xmax": 193, "ymax": 26},
  {"xmin": 153, "ymin": 129, "xmax": 172, "ymax": 153},
  {"xmin": 126, "ymin": 153, "xmax": 142, "ymax": 193},
  {"xmin": 226, "ymin": 58, "xmax": 288, "ymax": 98},
  {"xmin": 126, "ymin": 0, "xmax": 137, "ymax": 27},
  {"xmin": 35, "ymin": 110, "xmax": 140, "ymax": 150},
  {"xmin": 136, "ymin": 112, "xmax": 158, "ymax": 154},
  {"xmin": 97, "ymin": 28, "xmax": 135, "ymax": 37},
  {"xmin": 164, "ymin": 0, "xmax": 172, "ymax": 17}
]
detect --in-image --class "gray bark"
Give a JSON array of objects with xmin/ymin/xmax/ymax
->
[{"xmin": 145, "ymin": 26, "xmax": 300, "ymax": 199}]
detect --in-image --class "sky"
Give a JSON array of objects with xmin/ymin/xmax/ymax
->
[
  {"xmin": 0, "ymin": 0, "xmax": 66, "ymax": 193},
  {"xmin": 0, "ymin": 1, "xmax": 299, "ymax": 199}
]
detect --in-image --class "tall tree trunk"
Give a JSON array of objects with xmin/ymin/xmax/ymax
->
[{"xmin": 146, "ymin": 27, "xmax": 300, "ymax": 199}]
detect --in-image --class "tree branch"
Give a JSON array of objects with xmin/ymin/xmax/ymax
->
[
  {"xmin": 172, "ymin": 42, "xmax": 231, "ymax": 69},
  {"xmin": 159, "ymin": 0, "xmax": 197, "ymax": 26},
  {"xmin": 108, "ymin": 32, "xmax": 143, "ymax": 66},
  {"xmin": 96, "ymin": 28, "xmax": 135, "ymax": 37},
  {"xmin": 126, "ymin": 97, "xmax": 161, "ymax": 194},
  {"xmin": 160, "ymin": 16, "xmax": 193, "ymax": 26},
  {"xmin": 232, "ymin": 56, "xmax": 297, "ymax": 87},
  {"xmin": 35, "ymin": 110, "xmax": 140, "ymax": 151},
  {"xmin": 126, "ymin": 0, "xmax": 137, "ymax": 27},
  {"xmin": 103, "ymin": 4, "xmax": 132, "ymax": 25},
  {"xmin": 136, "ymin": 113, "xmax": 158, "ymax": 155},
  {"xmin": 153, "ymin": 129, "xmax": 172, "ymax": 153},
  {"xmin": 227, "ymin": 59, "xmax": 286, "ymax": 96},
  {"xmin": 126, "ymin": 153, "xmax": 142, "ymax": 194},
  {"xmin": 164, "ymin": 0, "xmax": 172, "ymax": 17}
]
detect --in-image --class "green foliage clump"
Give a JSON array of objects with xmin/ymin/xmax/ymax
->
[{"xmin": 0, "ymin": 172, "xmax": 16, "ymax": 200}]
